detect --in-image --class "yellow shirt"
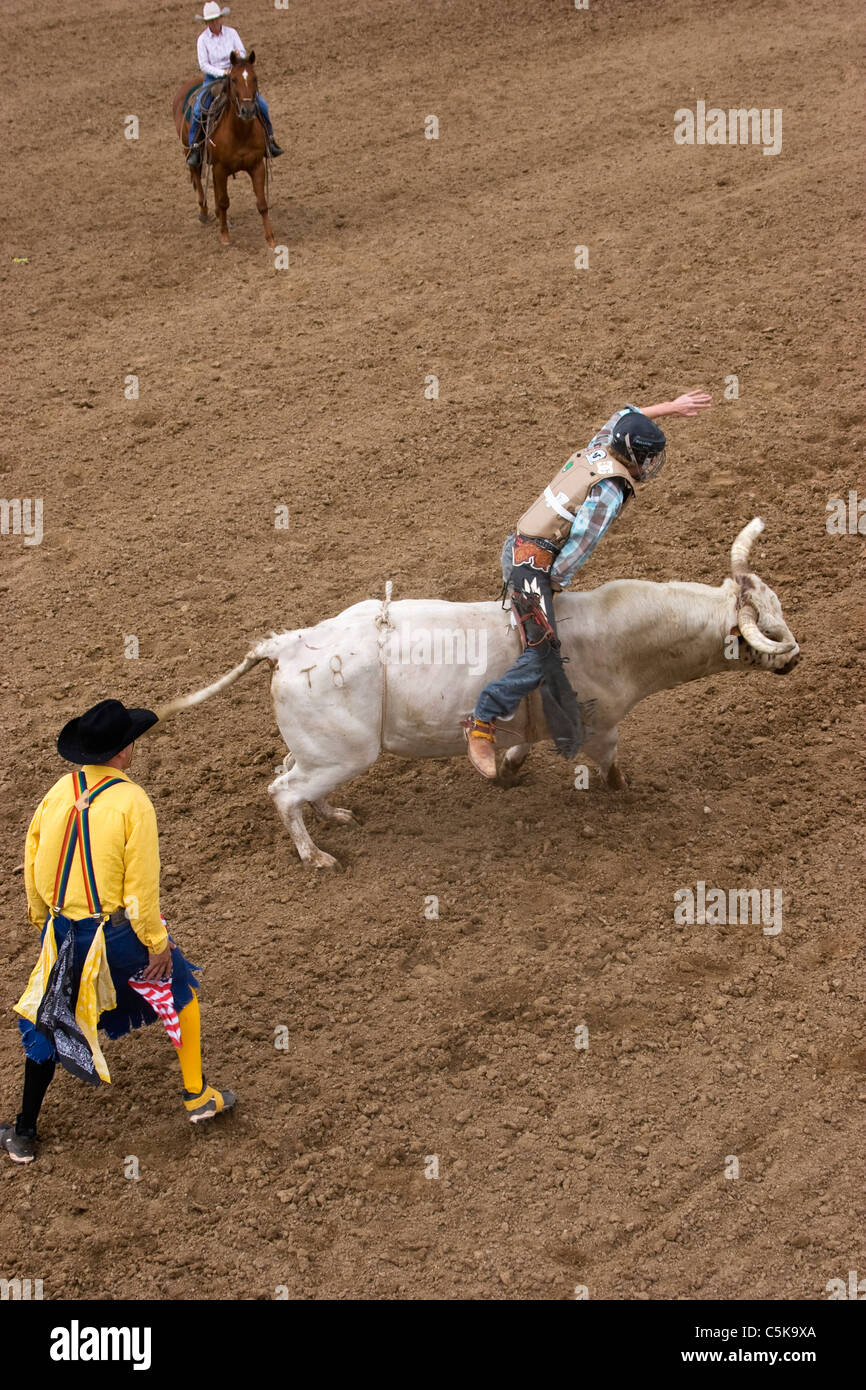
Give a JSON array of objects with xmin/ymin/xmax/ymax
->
[{"xmin": 24, "ymin": 765, "xmax": 167, "ymax": 953}]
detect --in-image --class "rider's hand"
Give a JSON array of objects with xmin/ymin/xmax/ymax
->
[
  {"xmin": 670, "ymin": 388, "xmax": 712, "ymax": 417},
  {"xmin": 142, "ymin": 942, "xmax": 172, "ymax": 982}
]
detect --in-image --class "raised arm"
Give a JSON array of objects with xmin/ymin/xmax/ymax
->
[{"xmin": 640, "ymin": 388, "xmax": 713, "ymax": 420}]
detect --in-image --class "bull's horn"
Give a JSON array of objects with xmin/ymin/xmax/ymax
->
[
  {"xmin": 731, "ymin": 517, "xmax": 765, "ymax": 577},
  {"xmin": 737, "ymin": 604, "xmax": 796, "ymax": 656}
]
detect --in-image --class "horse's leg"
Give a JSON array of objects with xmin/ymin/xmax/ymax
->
[
  {"xmin": 179, "ymin": 116, "xmax": 209, "ymax": 221},
  {"xmin": 213, "ymin": 164, "xmax": 230, "ymax": 244},
  {"xmin": 250, "ymin": 160, "xmax": 276, "ymax": 249},
  {"xmin": 177, "ymin": 114, "xmax": 208, "ymax": 222},
  {"xmin": 190, "ymin": 166, "xmax": 208, "ymax": 222}
]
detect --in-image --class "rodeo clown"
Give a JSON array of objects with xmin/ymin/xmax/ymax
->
[
  {"xmin": 464, "ymin": 389, "xmax": 713, "ymax": 778},
  {"xmin": 0, "ymin": 700, "xmax": 235, "ymax": 1165},
  {"xmin": 186, "ymin": 2, "xmax": 284, "ymax": 166}
]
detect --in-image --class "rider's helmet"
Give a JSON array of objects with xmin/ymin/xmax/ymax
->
[{"xmin": 609, "ymin": 410, "xmax": 667, "ymax": 481}]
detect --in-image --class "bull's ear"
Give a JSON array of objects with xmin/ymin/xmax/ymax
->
[
  {"xmin": 229, "ymin": 49, "xmax": 239, "ymax": 64},
  {"xmin": 247, "ymin": 49, "xmax": 255, "ymax": 63}
]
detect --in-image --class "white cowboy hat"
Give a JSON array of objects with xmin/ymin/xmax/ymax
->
[{"xmin": 197, "ymin": 3, "xmax": 230, "ymax": 20}]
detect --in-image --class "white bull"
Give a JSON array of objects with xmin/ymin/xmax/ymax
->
[{"xmin": 156, "ymin": 518, "xmax": 799, "ymax": 868}]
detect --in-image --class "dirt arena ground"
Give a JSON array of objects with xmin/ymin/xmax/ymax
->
[{"xmin": 1, "ymin": 0, "xmax": 863, "ymax": 1301}]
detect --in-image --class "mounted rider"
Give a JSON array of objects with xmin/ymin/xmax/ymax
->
[
  {"xmin": 187, "ymin": 3, "xmax": 283, "ymax": 167},
  {"xmin": 464, "ymin": 389, "xmax": 713, "ymax": 779}
]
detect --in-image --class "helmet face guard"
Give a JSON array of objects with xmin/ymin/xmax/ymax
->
[
  {"xmin": 624, "ymin": 438, "xmax": 666, "ymax": 480},
  {"xmin": 611, "ymin": 411, "xmax": 668, "ymax": 482}
]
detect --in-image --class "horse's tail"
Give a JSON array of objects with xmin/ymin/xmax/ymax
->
[{"xmin": 154, "ymin": 647, "xmax": 270, "ymax": 723}]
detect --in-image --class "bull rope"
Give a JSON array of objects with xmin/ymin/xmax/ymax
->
[{"xmin": 374, "ymin": 580, "xmax": 395, "ymax": 749}]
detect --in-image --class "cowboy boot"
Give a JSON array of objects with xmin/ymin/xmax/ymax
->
[
  {"xmin": 186, "ymin": 142, "xmax": 204, "ymax": 167},
  {"xmin": 268, "ymin": 139, "xmax": 284, "ymax": 157},
  {"xmin": 464, "ymin": 717, "xmax": 497, "ymax": 780}
]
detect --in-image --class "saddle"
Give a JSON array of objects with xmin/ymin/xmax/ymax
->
[{"xmin": 181, "ymin": 79, "xmax": 205, "ymax": 126}]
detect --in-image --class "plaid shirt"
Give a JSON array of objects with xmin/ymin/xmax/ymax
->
[{"xmin": 548, "ymin": 405, "xmax": 638, "ymax": 588}]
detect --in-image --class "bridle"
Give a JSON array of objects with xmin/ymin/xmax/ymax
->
[{"xmin": 229, "ymin": 71, "xmax": 258, "ymax": 120}]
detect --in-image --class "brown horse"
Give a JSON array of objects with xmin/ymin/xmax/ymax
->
[{"xmin": 172, "ymin": 51, "xmax": 276, "ymax": 248}]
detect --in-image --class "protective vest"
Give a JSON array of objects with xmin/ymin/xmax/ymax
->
[{"xmin": 516, "ymin": 445, "xmax": 636, "ymax": 545}]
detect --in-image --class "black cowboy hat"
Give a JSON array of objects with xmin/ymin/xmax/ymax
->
[{"xmin": 56, "ymin": 700, "xmax": 158, "ymax": 765}]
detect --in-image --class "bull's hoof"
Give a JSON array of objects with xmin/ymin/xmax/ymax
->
[
  {"xmin": 310, "ymin": 804, "xmax": 358, "ymax": 826},
  {"xmin": 496, "ymin": 763, "xmax": 525, "ymax": 790},
  {"xmin": 605, "ymin": 765, "xmax": 627, "ymax": 791},
  {"xmin": 306, "ymin": 850, "xmax": 341, "ymax": 871}
]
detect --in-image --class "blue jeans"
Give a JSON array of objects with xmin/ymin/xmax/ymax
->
[
  {"xmin": 257, "ymin": 95, "xmax": 273, "ymax": 136},
  {"xmin": 189, "ymin": 76, "xmax": 274, "ymax": 145},
  {"xmin": 474, "ymin": 534, "xmax": 561, "ymax": 723}
]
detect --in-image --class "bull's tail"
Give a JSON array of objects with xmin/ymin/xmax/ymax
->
[{"xmin": 155, "ymin": 648, "xmax": 268, "ymax": 723}]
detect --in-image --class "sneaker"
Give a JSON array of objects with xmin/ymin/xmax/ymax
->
[
  {"xmin": 183, "ymin": 1079, "xmax": 237, "ymax": 1124},
  {"xmin": 0, "ymin": 1121, "xmax": 36, "ymax": 1165}
]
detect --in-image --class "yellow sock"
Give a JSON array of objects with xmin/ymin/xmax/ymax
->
[{"xmin": 176, "ymin": 995, "xmax": 203, "ymax": 1094}]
